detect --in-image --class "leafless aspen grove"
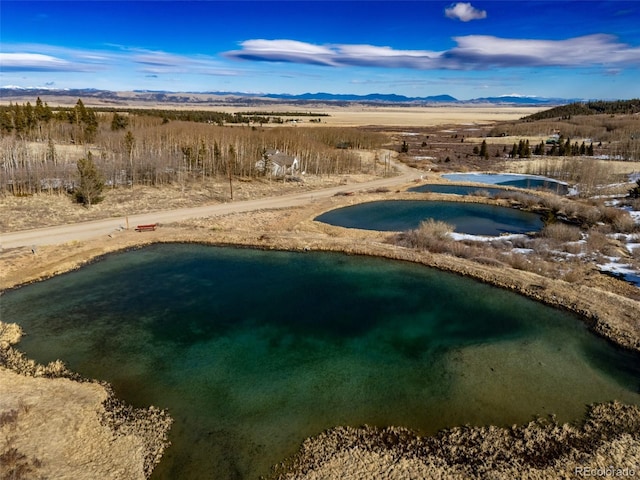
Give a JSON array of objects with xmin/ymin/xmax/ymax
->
[{"xmin": 0, "ymin": 99, "xmax": 386, "ymax": 197}]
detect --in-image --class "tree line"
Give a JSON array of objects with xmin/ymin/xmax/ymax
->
[
  {"xmin": 0, "ymin": 98, "xmax": 385, "ymax": 198},
  {"xmin": 521, "ymin": 99, "xmax": 640, "ymax": 122},
  {"xmin": 1, "ymin": 98, "xmax": 98, "ymax": 143}
]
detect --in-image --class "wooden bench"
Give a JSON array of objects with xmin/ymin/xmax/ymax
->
[{"xmin": 135, "ymin": 223, "xmax": 158, "ymax": 232}]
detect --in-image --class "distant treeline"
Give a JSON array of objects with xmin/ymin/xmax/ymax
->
[
  {"xmin": 105, "ymin": 108, "xmax": 327, "ymax": 125},
  {"xmin": 522, "ymin": 99, "xmax": 640, "ymax": 122},
  {"xmin": 0, "ymin": 100, "xmax": 330, "ymax": 133},
  {"xmin": 237, "ymin": 111, "xmax": 330, "ymax": 117}
]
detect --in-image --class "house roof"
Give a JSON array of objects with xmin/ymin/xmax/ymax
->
[{"xmin": 270, "ymin": 153, "xmax": 297, "ymax": 167}]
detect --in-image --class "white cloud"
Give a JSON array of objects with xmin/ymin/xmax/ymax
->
[
  {"xmin": 225, "ymin": 34, "xmax": 640, "ymax": 71},
  {"xmin": 225, "ymin": 39, "xmax": 339, "ymax": 66},
  {"xmin": 445, "ymin": 3, "xmax": 487, "ymax": 22},
  {"xmin": 448, "ymin": 34, "xmax": 640, "ymax": 68},
  {"xmin": 0, "ymin": 44, "xmax": 245, "ymax": 78},
  {"xmin": 225, "ymin": 40, "xmax": 444, "ymax": 68},
  {"xmin": 0, "ymin": 53, "xmax": 72, "ymax": 71}
]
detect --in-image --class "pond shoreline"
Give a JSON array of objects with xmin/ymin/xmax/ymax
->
[{"xmin": 1, "ymin": 197, "xmax": 639, "ymax": 479}]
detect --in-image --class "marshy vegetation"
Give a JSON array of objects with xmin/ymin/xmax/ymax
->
[
  {"xmin": 272, "ymin": 401, "xmax": 640, "ymax": 480},
  {"xmin": 394, "ymin": 189, "xmax": 639, "ymax": 288}
]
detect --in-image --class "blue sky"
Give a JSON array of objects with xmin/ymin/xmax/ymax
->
[{"xmin": 1, "ymin": 1, "xmax": 639, "ymax": 99}]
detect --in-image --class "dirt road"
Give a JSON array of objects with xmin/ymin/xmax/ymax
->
[{"xmin": 1, "ymin": 163, "xmax": 418, "ymax": 249}]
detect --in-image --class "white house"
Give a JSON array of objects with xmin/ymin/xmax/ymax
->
[{"xmin": 255, "ymin": 149, "xmax": 299, "ymax": 177}]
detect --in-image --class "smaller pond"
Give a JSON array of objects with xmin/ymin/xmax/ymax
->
[
  {"xmin": 315, "ymin": 200, "xmax": 543, "ymax": 235},
  {"xmin": 408, "ymin": 184, "xmax": 509, "ymax": 197},
  {"xmin": 442, "ymin": 173, "xmax": 569, "ymax": 195}
]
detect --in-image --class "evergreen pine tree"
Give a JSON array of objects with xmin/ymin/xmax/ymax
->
[
  {"xmin": 0, "ymin": 109, "xmax": 13, "ymax": 134},
  {"xmin": 75, "ymin": 152, "xmax": 104, "ymax": 206},
  {"xmin": 111, "ymin": 112, "xmax": 129, "ymax": 131},
  {"xmin": 12, "ymin": 103, "xmax": 26, "ymax": 136},
  {"xmin": 509, "ymin": 143, "xmax": 517, "ymax": 158},
  {"xmin": 34, "ymin": 97, "xmax": 52, "ymax": 122},
  {"xmin": 479, "ymin": 140, "xmax": 488, "ymax": 159}
]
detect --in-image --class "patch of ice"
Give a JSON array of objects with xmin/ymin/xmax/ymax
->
[
  {"xmin": 442, "ymin": 172, "xmax": 568, "ymax": 186},
  {"xmin": 512, "ymin": 248, "xmax": 534, "ymax": 255},
  {"xmin": 598, "ymin": 262, "xmax": 640, "ymax": 287},
  {"xmin": 449, "ymin": 232, "xmax": 525, "ymax": 242}
]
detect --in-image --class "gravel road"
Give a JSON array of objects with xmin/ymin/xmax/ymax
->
[{"xmin": 2, "ymin": 165, "xmax": 417, "ymax": 249}]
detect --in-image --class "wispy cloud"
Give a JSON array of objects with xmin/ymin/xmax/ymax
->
[
  {"xmin": 1, "ymin": 44, "xmax": 117, "ymax": 72},
  {"xmin": 222, "ymin": 40, "xmax": 340, "ymax": 66},
  {"xmin": 225, "ymin": 34, "xmax": 640, "ymax": 70},
  {"xmin": 225, "ymin": 40, "xmax": 442, "ymax": 68},
  {"xmin": 446, "ymin": 34, "xmax": 640, "ymax": 68},
  {"xmin": 444, "ymin": 2, "xmax": 487, "ymax": 22},
  {"xmin": 1, "ymin": 44, "xmax": 246, "ymax": 77},
  {"xmin": 0, "ymin": 52, "xmax": 82, "ymax": 72},
  {"xmin": 132, "ymin": 50, "xmax": 246, "ymax": 76}
]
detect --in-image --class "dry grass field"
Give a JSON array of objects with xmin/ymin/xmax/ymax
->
[
  {"xmin": 217, "ymin": 105, "xmax": 544, "ymax": 127},
  {"xmin": 0, "ymin": 95, "xmax": 543, "ymax": 126}
]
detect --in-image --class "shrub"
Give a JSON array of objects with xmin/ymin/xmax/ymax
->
[
  {"xmin": 600, "ymin": 207, "xmax": 637, "ymax": 233},
  {"xmin": 586, "ymin": 230, "xmax": 614, "ymax": 255},
  {"xmin": 540, "ymin": 223, "xmax": 582, "ymax": 242},
  {"xmin": 562, "ymin": 242, "xmax": 584, "ymax": 255},
  {"xmin": 563, "ymin": 267, "xmax": 585, "ymax": 283},
  {"xmin": 505, "ymin": 252, "xmax": 532, "ymax": 270},
  {"xmin": 401, "ymin": 219, "xmax": 454, "ymax": 252}
]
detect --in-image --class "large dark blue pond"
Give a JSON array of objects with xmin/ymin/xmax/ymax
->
[
  {"xmin": 3, "ymin": 244, "xmax": 640, "ymax": 479},
  {"xmin": 315, "ymin": 200, "xmax": 544, "ymax": 235}
]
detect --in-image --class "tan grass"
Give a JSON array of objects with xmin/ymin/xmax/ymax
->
[
  {"xmin": 540, "ymin": 223, "xmax": 582, "ymax": 242},
  {"xmin": 400, "ymin": 219, "xmax": 454, "ymax": 252}
]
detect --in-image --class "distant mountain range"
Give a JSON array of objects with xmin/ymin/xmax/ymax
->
[{"xmin": 0, "ymin": 87, "xmax": 579, "ymax": 106}]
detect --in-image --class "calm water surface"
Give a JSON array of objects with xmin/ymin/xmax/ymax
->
[
  {"xmin": 3, "ymin": 244, "xmax": 639, "ymax": 479},
  {"xmin": 408, "ymin": 184, "xmax": 509, "ymax": 197},
  {"xmin": 315, "ymin": 200, "xmax": 544, "ymax": 235},
  {"xmin": 442, "ymin": 173, "xmax": 569, "ymax": 194}
]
